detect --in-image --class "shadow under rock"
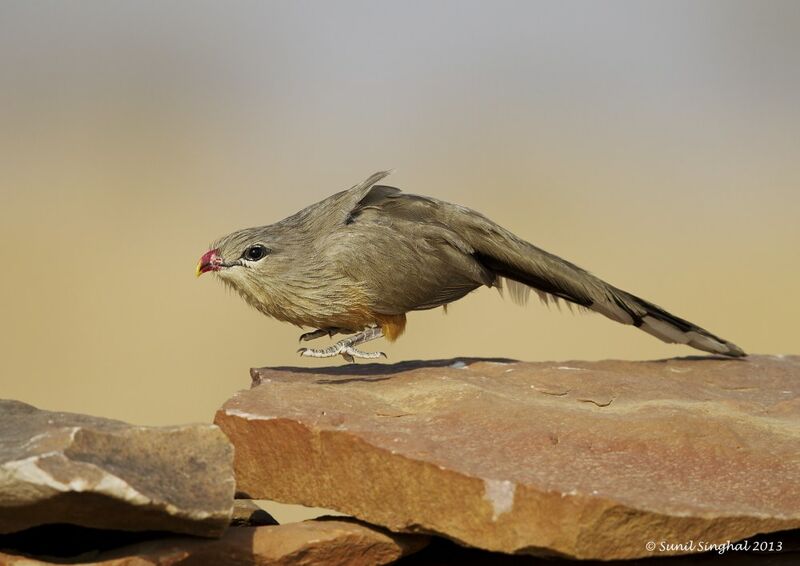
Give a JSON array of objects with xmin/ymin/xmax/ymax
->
[
  {"xmin": 0, "ymin": 524, "xmax": 178, "ymax": 560},
  {"xmin": 0, "ymin": 523, "xmax": 268, "ymax": 564},
  {"xmin": 397, "ymin": 529, "xmax": 800, "ymax": 565}
]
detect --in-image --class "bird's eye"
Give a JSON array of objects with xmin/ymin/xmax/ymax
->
[{"xmin": 243, "ymin": 244, "xmax": 268, "ymax": 261}]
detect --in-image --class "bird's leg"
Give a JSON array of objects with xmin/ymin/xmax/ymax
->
[
  {"xmin": 298, "ymin": 327, "xmax": 343, "ymax": 342},
  {"xmin": 298, "ymin": 326, "xmax": 386, "ymax": 362}
]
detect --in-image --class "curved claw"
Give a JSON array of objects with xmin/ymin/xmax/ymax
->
[
  {"xmin": 299, "ymin": 330, "xmax": 323, "ymax": 343},
  {"xmin": 299, "ymin": 328, "xmax": 342, "ymax": 343},
  {"xmin": 295, "ymin": 327, "xmax": 385, "ymax": 361}
]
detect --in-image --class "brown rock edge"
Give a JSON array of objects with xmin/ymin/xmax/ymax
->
[
  {"xmin": 0, "ymin": 518, "xmax": 428, "ymax": 565},
  {"xmin": 214, "ymin": 355, "xmax": 800, "ymax": 560},
  {"xmin": 0, "ymin": 400, "xmax": 235, "ymax": 537}
]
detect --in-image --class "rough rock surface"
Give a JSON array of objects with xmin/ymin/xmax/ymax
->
[
  {"xmin": 215, "ymin": 355, "xmax": 800, "ymax": 560},
  {"xmin": 0, "ymin": 518, "xmax": 428, "ymax": 565},
  {"xmin": 0, "ymin": 400, "xmax": 235, "ymax": 537}
]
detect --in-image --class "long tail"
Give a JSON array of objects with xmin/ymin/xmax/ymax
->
[
  {"xmin": 462, "ymin": 216, "xmax": 746, "ymax": 357},
  {"xmin": 346, "ymin": 174, "xmax": 745, "ymax": 358}
]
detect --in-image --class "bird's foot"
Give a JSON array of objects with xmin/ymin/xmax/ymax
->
[
  {"xmin": 298, "ymin": 327, "xmax": 342, "ymax": 342},
  {"xmin": 298, "ymin": 344, "xmax": 386, "ymax": 362},
  {"xmin": 297, "ymin": 327, "xmax": 386, "ymax": 362}
]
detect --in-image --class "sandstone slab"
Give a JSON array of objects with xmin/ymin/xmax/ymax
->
[
  {"xmin": 0, "ymin": 518, "xmax": 428, "ymax": 565},
  {"xmin": 215, "ymin": 355, "xmax": 800, "ymax": 560},
  {"xmin": 0, "ymin": 400, "xmax": 235, "ymax": 537}
]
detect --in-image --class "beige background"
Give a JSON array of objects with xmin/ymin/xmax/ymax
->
[{"xmin": 1, "ymin": 1, "xmax": 798, "ymax": 430}]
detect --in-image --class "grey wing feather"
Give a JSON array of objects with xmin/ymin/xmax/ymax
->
[
  {"xmin": 344, "ymin": 178, "xmax": 745, "ymax": 357},
  {"xmin": 339, "ymin": 183, "xmax": 493, "ymax": 314},
  {"xmin": 441, "ymin": 200, "xmax": 745, "ymax": 357},
  {"xmin": 339, "ymin": 171, "xmax": 394, "ymax": 221},
  {"xmin": 278, "ymin": 171, "xmax": 394, "ymax": 233}
]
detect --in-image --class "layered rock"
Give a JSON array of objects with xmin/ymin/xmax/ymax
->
[
  {"xmin": 0, "ymin": 518, "xmax": 428, "ymax": 565},
  {"xmin": 215, "ymin": 355, "xmax": 800, "ymax": 560},
  {"xmin": 0, "ymin": 400, "xmax": 235, "ymax": 537}
]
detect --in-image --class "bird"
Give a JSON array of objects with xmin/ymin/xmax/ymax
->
[{"xmin": 196, "ymin": 171, "xmax": 745, "ymax": 362}]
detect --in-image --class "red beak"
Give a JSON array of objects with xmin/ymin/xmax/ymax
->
[{"xmin": 196, "ymin": 249, "xmax": 222, "ymax": 277}]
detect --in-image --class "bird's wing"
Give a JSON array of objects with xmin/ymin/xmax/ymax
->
[
  {"xmin": 330, "ymin": 185, "xmax": 494, "ymax": 314},
  {"xmin": 344, "ymin": 183, "xmax": 745, "ymax": 357},
  {"xmin": 335, "ymin": 171, "xmax": 394, "ymax": 224},
  {"xmin": 274, "ymin": 171, "xmax": 394, "ymax": 234}
]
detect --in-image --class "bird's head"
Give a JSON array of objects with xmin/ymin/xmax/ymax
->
[{"xmin": 196, "ymin": 226, "xmax": 276, "ymax": 297}]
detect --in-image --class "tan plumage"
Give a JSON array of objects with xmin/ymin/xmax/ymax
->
[{"xmin": 198, "ymin": 171, "xmax": 745, "ymax": 359}]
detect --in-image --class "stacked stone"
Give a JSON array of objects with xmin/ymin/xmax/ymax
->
[{"xmin": 2, "ymin": 355, "xmax": 799, "ymax": 563}]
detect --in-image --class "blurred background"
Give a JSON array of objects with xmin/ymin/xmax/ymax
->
[{"xmin": 1, "ymin": 0, "xmax": 798, "ymax": 429}]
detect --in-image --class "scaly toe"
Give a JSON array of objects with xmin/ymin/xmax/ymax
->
[
  {"xmin": 298, "ymin": 347, "xmax": 330, "ymax": 358},
  {"xmin": 298, "ymin": 345, "xmax": 344, "ymax": 358},
  {"xmin": 342, "ymin": 346, "xmax": 386, "ymax": 360}
]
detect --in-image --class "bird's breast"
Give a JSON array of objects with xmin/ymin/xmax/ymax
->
[{"xmin": 252, "ymin": 277, "xmax": 381, "ymax": 332}]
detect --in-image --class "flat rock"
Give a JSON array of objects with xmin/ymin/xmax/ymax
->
[
  {"xmin": 214, "ymin": 355, "xmax": 800, "ymax": 560},
  {"xmin": 0, "ymin": 400, "xmax": 235, "ymax": 537},
  {"xmin": 0, "ymin": 518, "xmax": 428, "ymax": 565}
]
